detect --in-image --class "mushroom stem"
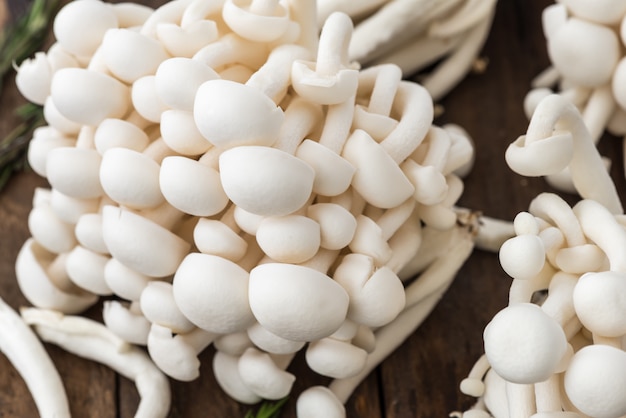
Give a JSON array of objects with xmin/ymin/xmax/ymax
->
[
  {"xmin": 460, "ymin": 354, "xmax": 490, "ymax": 398},
  {"xmin": 318, "ymin": 92, "xmax": 356, "ymax": 154},
  {"xmin": 535, "ymin": 373, "xmax": 562, "ymax": 413},
  {"xmin": 316, "ymin": 12, "xmax": 353, "ymax": 76},
  {"xmin": 22, "ymin": 308, "xmax": 170, "ymax": 418},
  {"xmin": 581, "ymin": 84, "xmax": 615, "ymax": 144},
  {"xmin": 0, "ymin": 299, "xmax": 70, "ymax": 418},
  {"xmin": 297, "ymin": 248, "xmax": 340, "ymax": 273},
  {"xmin": 273, "ymin": 97, "xmax": 322, "ymax": 154},
  {"xmin": 472, "ymin": 214, "xmax": 515, "ymax": 252},
  {"xmin": 428, "ymin": 0, "xmax": 496, "ymax": 38},
  {"xmin": 288, "ymin": 0, "xmax": 318, "ymax": 52},
  {"xmin": 505, "ymin": 382, "xmax": 536, "ymax": 418}
]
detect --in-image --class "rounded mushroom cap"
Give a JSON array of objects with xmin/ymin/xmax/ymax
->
[
  {"xmin": 147, "ymin": 324, "xmax": 203, "ymax": 382},
  {"xmin": 43, "ymin": 96, "xmax": 81, "ymax": 135},
  {"xmin": 155, "ymin": 57, "xmax": 219, "ymax": 111},
  {"xmin": 237, "ymin": 347, "xmax": 296, "ymax": 400},
  {"xmin": 15, "ymin": 52, "xmax": 53, "ymax": 105},
  {"xmin": 222, "ymin": 0, "xmax": 290, "ymax": 42},
  {"xmin": 611, "ymin": 58, "xmax": 626, "ymax": 111},
  {"xmin": 547, "ymin": 18, "xmax": 620, "ymax": 87},
  {"xmin": 246, "ymin": 322, "xmax": 305, "ymax": 354},
  {"xmin": 498, "ymin": 235, "xmax": 546, "ymax": 281},
  {"xmin": 46, "ymin": 147, "xmax": 104, "ymax": 199},
  {"xmin": 564, "ymin": 344, "xmax": 626, "ymax": 418},
  {"xmin": 65, "ymin": 246, "xmax": 112, "ymax": 295},
  {"xmin": 212, "ymin": 350, "xmax": 262, "ymax": 404},
  {"xmin": 291, "ymin": 60, "xmax": 359, "ymax": 105},
  {"xmin": 103, "ymin": 258, "xmax": 151, "ymax": 301},
  {"xmin": 194, "ymin": 218, "xmax": 248, "ymax": 261},
  {"xmin": 159, "ymin": 156, "xmax": 229, "ymax": 216},
  {"xmin": 219, "ymin": 146, "xmax": 315, "ymax": 217},
  {"xmin": 27, "ymin": 127, "xmax": 75, "ymax": 177},
  {"xmin": 255, "ymin": 215, "xmax": 321, "ymax": 264},
  {"xmin": 306, "ymin": 203, "xmax": 357, "ymax": 250},
  {"xmin": 295, "ymin": 139, "xmax": 355, "ymax": 197},
  {"xmin": 561, "ymin": 0, "xmax": 626, "ymax": 25},
  {"xmin": 194, "ymin": 79, "xmax": 284, "ymax": 148},
  {"xmin": 296, "ymin": 386, "xmax": 346, "ymax": 418},
  {"xmin": 484, "ymin": 303, "xmax": 567, "ymax": 384},
  {"xmin": 159, "ymin": 110, "xmax": 211, "ymax": 156},
  {"xmin": 173, "ymin": 253, "xmax": 255, "ymax": 334},
  {"xmin": 75, "ymin": 213, "xmax": 108, "ymax": 254},
  {"xmin": 53, "ymin": 0, "xmax": 119, "ymax": 58},
  {"xmin": 573, "ymin": 271, "xmax": 626, "ymax": 337},
  {"xmin": 305, "ymin": 337, "xmax": 367, "ymax": 379},
  {"xmin": 50, "ymin": 68, "xmax": 130, "ymax": 126},
  {"xmin": 505, "ymin": 133, "xmax": 574, "ymax": 177},
  {"xmin": 131, "ymin": 75, "xmax": 170, "ymax": 123},
  {"xmin": 248, "ymin": 263, "xmax": 349, "ymax": 341},
  {"xmin": 28, "ymin": 203, "xmax": 77, "ymax": 254},
  {"xmin": 140, "ymin": 281, "xmax": 195, "ymax": 334},
  {"xmin": 102, "ymin": 300, "xmax": 150, "ymax": 345},
  {"xmin": 94, "ymin": 118, "xmax": 150, "ymax": 154}
]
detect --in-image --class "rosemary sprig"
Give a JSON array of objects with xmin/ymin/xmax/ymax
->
[
  {"xmin": 244, "ymin": 397, "xmax": 289, "ymax": 418},
  {"xmin": 0, "ymin": 0, "xmax": 59, "ymax": 191}
]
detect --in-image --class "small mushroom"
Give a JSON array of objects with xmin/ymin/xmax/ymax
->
[
  {"xmin": 222, "ymin": 0, "xmax": 292, "ymax": 43},
  {"xmin": 237, "ymin": 347, "xmax": 296, "ymax": 400},
  {"xmin": 102, "ymin": 301, "xmax": 151, "ymax": 345},
  {"xmin": 255, "ymin": 214, "xmax": 321, "ymax": 264},
  {"xmin": 140, "ymin": 281, "xmax": 195, "ymax": 334},
  {"xmin": 212, "ymin": 350, "xmax": 262, "ymax": 404},
  {"xmin": 296, "ymin": 386, "xmax": 346, "ymax": 418},
  {"xmin": 305, "ymin": 337, "xmax": 368, "ymax": 379},
  {"xmin": 154, "ymin": 57, "xmax": 219, "ymax": 112}
]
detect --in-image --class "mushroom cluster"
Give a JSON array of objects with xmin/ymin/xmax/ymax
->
[
  {"xmin": 461, "ymin": 94, "xmax": 626, "ymax": 417},
  {"xmin": 524, "ymin": 0, "xmax": 626, "ymax": 193},
  {"xmin": 318, "ymin": 0, "xmax": 498, "ymax": 100},
  {"xmin": 13, "ymin": 0, "xmax": 478, "ymax": 415}
]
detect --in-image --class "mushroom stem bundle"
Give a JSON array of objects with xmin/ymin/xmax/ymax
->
[{"xmin": 461, "ymin": 93, "xmax": 626, "ymax": 418}]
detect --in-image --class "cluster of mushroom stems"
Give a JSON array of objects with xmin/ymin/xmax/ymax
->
[{"xmin": 4, "ymin": 0, "xmax": 493, "ymax": 416}]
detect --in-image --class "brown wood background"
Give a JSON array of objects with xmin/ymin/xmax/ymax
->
[{"xmin": 1, "ymin": 0, "xmax": 624, "ymax": 416}]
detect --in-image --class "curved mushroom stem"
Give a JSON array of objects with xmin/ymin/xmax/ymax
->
[
  {"xmin": 273, "ymin": 97, "xmax": 322, "ymax": 154},
  {"xmin": 318, "ymin": 92, "xmax": 356, "ymax": 154},
  {"xmin": 316, "ymin": 12, "xmax": 353, "ymax": 76},
  {"xmin": 581, "ymin": 84, "xmax": 615, "ymax": 144},
  {"xmin": 0, "ymin": 299, "xmax": 70, "ymax": 418},
  {"xmin": 21, "ymin": 308, "xmax": 171, "ymax": 418},
  {"xmin": 428, "ymin": 0, "xmax": 497, "ymax": 38},
  {"xmin": 460, "ymin": 354, "xmax": 490, "ymax": 398}
]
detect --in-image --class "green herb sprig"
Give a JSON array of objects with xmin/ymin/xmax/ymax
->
[{"xmin": 244, "ymin": 397, "xmax": 289, "ymax": 418}]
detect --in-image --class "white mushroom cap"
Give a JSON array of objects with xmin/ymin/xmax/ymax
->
[
  {"xmin": 101, "ymin": 205, "xmax": 190, "ymax": 277},
  {"xmin": 75, "ymin": 213, "xmax": 108, "ymax": 254},
  {"xmin": 295, "ymin": 139, "xmax": 355, "ymax": 197},
  {"xmin": 219, "ymin": 146, "xmax": 315, "ymax": 217},
  {"xmin": 159, "ymin": 156, "xmax": 229, "ymax": 216},
  {"xmin": 27, "ymin": 127, "xmax": 75, "ymax": 177},
  {"xmin": 296, "ymin": 386, "xmax": 346, "ymax": 418},
  {"xmin": 50, "ymin": 68, "xmax": 130, "ymax": 126},
  {"xmin": 306, "ymin": 203, "xmax": 357, "ymax": 250},
  {"xmin": 155, "ymin": 58, "xmax": 219, "ymax": 111},
  {"xmin": 505, "ymin": 132, "xmax": 574, "ymax": 177},
  {"xmin": 159, "ymin": 110, "xmax": 211, "ymax": 156},
  {"xmin": 573, "ymin": 271, "xmax": 626, "ymax": 338},
  {"xmin": 65, "ymin": 246, "xmax": 112, "ymax": 295},
  {"xmin": 49, "ymin": 189, "xmax": 99, "ymax": 225},
  {"xmin": 110, "ymin": 2, "xmax": 154, "ymax": 28},
  {"xmin": 237, "ymin": 347, "xmax": 295, "ymax": 400},
  {"xmin": 246, "ymin": 322, "xmax": 305, "ymax": 354},
  {"xmin": 348, "ymin": 215, "xmax": 392, "ymax": 266},
  {"xmin": 342, "ymin": 129, "xmax": 414, "ymax": 208},
  {"xmin": 222, "ymin": 0, "xmax": 291, "ymax": 42},
  {"xmin": 28, "ymin": 203, "xmax": 77, "ymax": 254},
  {"xmin": 611, "ymin": 57, "xmax": 626, "ymax": 111},
  {"xmin": 140, "ymin": 281, "xmax": 195, "ymax": 334},
  {"xmin": 233, "ymin": 205, "xmax": 265, "ymax": 235},
  {"xmin": 156, "ymin": 19, "xmax": 219, "ymax": 58},
  {"xmin": 46, "ymin": 147, "xmax": 104, "ymax": 199},
  {"xmin": 15, "ymin": 52, "xmax": 54, "ymax": 105},
  {"xmin": 173, "ymin": 253, "xmax": 255, "ymax": 334},
  {"xmin": 564, "ymin": 344, "xmax": 626, "ymax": 418},
  {"xmin": 94, "ymin": 118, "xmax": 150, "ymax": 154},
  {"xmin": 103, "ymin": 258, "xmax": 151, "ymax": 302},
  {"xmin": 547, "ymin": 18, "xmax": 620, "ymax": 87},
  {"xmin": 100, "ymin": 28, "xmax": 170, "ymax": 83},
  {"xmin": 102, "ymin": 301, "xmax": 151, "ymax": 345},
  {"xmin": 194, "ymin": 79, "xmax": 284, "ymax": 148},
  {"xmin": 43, "ymin": 96, "xmax": 81, "ymax": 135},
  {"xmin": 484, "ymin": 303, "xmax": 568, "ymax": 384},
  {"xmin": 248, "ymin": 263, "xmax": 349, "ymax": 341},
  {"xmin": 212, "ymin": 351, "xmax": 262, "ymax": 404},
  {"xmin": 305, "ymin": 338, "xmax": 367, "ymax": 379},
  {"xmin": 193, "ymin": 218, "xmax": 248, "ymax": 261},
  {"xmin": 15, "ymin": 239, "xmax": 98, "ymax": 313},
  {"xmin": 53, "ymin": 0, "xmax": 119, "ymax": 58},
  {"xmin": 498, "ymin": 235, "xmax": 546, "ymax": 281},
  {"xmin": 333, "ymin": 253, "xmax": 406, "ymax": 327},
  {"xmin": 131, "ymin": 75, "xmax": 170, "ymax": 123},
  {"xmin": 100, "ymin": 148, "xmax": 165, "ymax": 209},
  {"xmin": 255, "ymin": 215, "xmax": 321, "ymax": 264},
  {"xmin": 214, "ymin": 332, "xmax": 254, "ymax": 357},
  {"xmin": 561, "ymin": 0, "xmax": 626, "ymax": 25}
]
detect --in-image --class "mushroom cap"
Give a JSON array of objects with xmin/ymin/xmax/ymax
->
[
  {"xmin": 212, "ymin": 351, "xmax": 262, "ymax": 404},
  {"xmin": 305, "ymin": 337, "xmax": 368, "ymax": 379},
  {"xmin": 155, "ymin": 58, "xmax": 219, "ymax": 111},
  {"xmin": 306, "ymin": 203, "xmax": 357, "ymax": 250},
  {"xmin": 156, "ymin": 20, "xmax": 219, "ymax": 58},
  {"xmin": 505, "ymin": 133, "xmax": 574, "ymax": 177},
  {"xmin": 102, "ymin": 300, "xmax": 150, "ymax": 345},
  {"xmin": 194, "ymin": 79, "xmax": 284, "ymax": 148},
  {"xmin": 237, "ymin": 347, "xmax": 295, "ymax": 400},
  {"xmin": 296, "ymin": 386, "xmax": 346, "ymax": 418},
  {"xmin": 49, "ymin": 189, "xmax": 99, "ymax": 225},
  {"xmin": 101, "ymin": 205, "xmax": 190, "ymax": 277},
  {"xmin": 140, "ymin": 281, "xmax": 195, "ymax": 334},
  {"xmin": 94, "ymin": 118, "xmax": 150, "ymax": 155},
  {"xmin": 131, "ymin": 75, "xmax": 169, "ymax": 123},
  {"xmin": 213, "ymin": 332, "xmax": 253, "ymax": 357},
  {"xmin": 611, "ymin": 58, "xmax": 626, "ymax": 111},
  {"xmin": 50, "ymin": 68, "xmax": 130, "ymax": 126},
  {"xmin": 547, "ymin": 18, "xmax": 620, "ymax": 87},
  {"xmin": 255, "ymin": 215, "xmax": 321, "ymax": 264},
  {"xmin": 147, "ymin": 324, "xmax": 204, "ymax": 382},
  {"xmin": 27, "ymin": 127, "xmax": 75, "ymax": 177},
  {"xmin": 564, "ymin": 344, "xmax": 626, "ymax": 418},
  {"xmin": 43, "ymin": 96, "xmax": 81, "ymax": 135},
  {"xmin": 219, "ymin": 146, "xmax": 315, "ymax": 217},
  {"xmin": 101, "ymin": 28, "xmax": 170, "ymax": 83},
  {"xmin": 110, "ymin": 2, "xmax": 154, "ymax": 28},
  {"xmin": 65, "ymin": 246, "xmax": 112, "ymax": 295},
  {"xmin": 222, "ymin": 0, "xmax": 290, "ymax": 42},
  {"xmin": 291, "ymin": 60, "xmax": 359, "ymax": 105},
  {"xmin": 248, "ymin": 263, "xmax": 349, "ymax": 341},
  {"xmin": 173, "ymin": 253, "xmax": 255, "ymax": 334},
  {"xmin": 15, "ymin": 239, "xmax": 98, "ymax": 313},
  {"xmin": 498, "ymin": 235, "xmax": 546, "ymax": 281},
  {"xmin": 100, "ymin": 148, "xmax": 165, "ymax": 209},
  {"xmin": 46, "ymin": 147, "xmax": 104, "ymax": 199},
  {"xmin": 159, "ymin": 110, "xmax": 211, "ymax": 156},
  {"xmin": 75, "ymin": 213, "xmax": 108, "ymax": 254},
  {"xmin": 484, "ymin": 303, "xmax": 567, "ymax": 384},
  {"xmin": 53, "ymin": 0, "xmax": 119, "ymax": 58},
  {"xmin": 28, "ymin": 203, "xmax": 77, "ymax": 254},
  {"xmin": 342, "ymin": 129, "xmax": 414, "ymax": 208},
  {"xmin": 15, "ymin": 52, "xmax": 53, "ymax": 105},
  {"xmin": 159, "ymin": 156, "xmax": 229, "ymax": 216},
  {"xmin": 348, "ymin": 215, "xmax": 392, "ymax": 266},
  {"xmin": 333, "ymin": 253, "xmax": 406, "ymax": 327},
  {"xmin": 233, "ymin": 205, "xmax": 265, "ymax": 235},
  {"xmin": 246, "ymin": 322, "xmax": 305, "ymax": 354},
  {"xmin": 103, "ymin": 258, "xmax": 151, "ymax": 302},
  {"xmin": 295, "ymin": 139, "xmax": 355, "ymax": 197},
  {"xmin": 193, "ymin": 218, "xmax": 248, "ymax": 261},
  {"xmin": 561, "ymin": 0, "xmax": 626, "ymax": 25},
  {"xmin": 573, "ymin": 271, "xmax": 626, "ymax": 337}
]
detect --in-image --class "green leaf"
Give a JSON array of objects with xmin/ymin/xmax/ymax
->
[{"xmin": 244, "ymin": 397, "xmax": 289, "ymax": 418}]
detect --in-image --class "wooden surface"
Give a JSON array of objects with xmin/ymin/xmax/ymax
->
[{"xmin": 1, "ymin": 1, "xmax": 624, "ymax": 417}]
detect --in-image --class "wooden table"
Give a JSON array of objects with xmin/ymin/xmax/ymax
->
[{"xmin": 2, "ymin": 0, "xmax": 623, "ymax": 416}]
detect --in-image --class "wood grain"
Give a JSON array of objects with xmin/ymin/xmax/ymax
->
[{"xmin": 3, "ymin": 0, "xmax": 624, "ymax": 417}]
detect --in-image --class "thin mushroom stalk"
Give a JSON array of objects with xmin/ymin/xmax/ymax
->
[{"xmin": 21, "ymin": 308, "xmax": 171, "ymax": 418}]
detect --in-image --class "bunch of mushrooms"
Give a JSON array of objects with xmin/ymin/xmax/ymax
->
[
  {"xmin": 460, "ymin": 94, "xmax": 626, "ymax": 418},
  {"xmin": 10, "ymin": 0, "xmax": 494, "ymax": 415},
  {"xmin": 524, "ymin": 0, "xmax": 626, "ymax": 193},
  {"xmin": 318, "ymin": 0, "xmax": 498, "ymax": 101}
]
